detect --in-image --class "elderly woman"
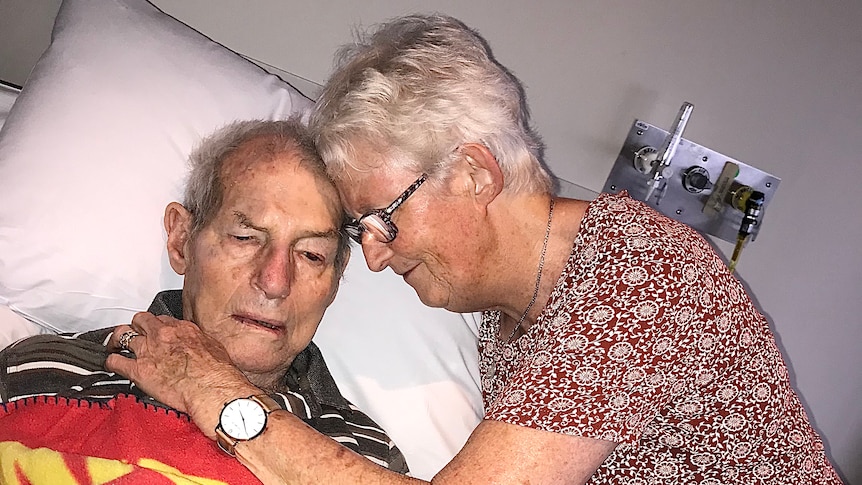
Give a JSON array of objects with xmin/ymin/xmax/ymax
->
[{"xmin": 112, "ymin": 13, "xmax": 840, "ymax": 485}]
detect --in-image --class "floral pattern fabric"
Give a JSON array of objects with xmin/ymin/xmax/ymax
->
[{"xmin": 480, "ymin": 192, "xmax": 841, "ymax": 484}]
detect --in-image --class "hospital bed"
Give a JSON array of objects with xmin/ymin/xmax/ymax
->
[{"xmin": 0, "ymin": 0, "xmax": 484, "ymax": 480}]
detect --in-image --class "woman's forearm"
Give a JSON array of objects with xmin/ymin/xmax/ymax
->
[{"xmin": 234, "ymin": 410, "xmax": 426, "ymax": 485}]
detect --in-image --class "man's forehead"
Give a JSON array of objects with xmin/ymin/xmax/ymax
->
[
  {"xmin": 231, "ymin": 210, "xmax": 264, "ymax": 229},
  {"xmin": 219, "ymin": 159, "xmax": 339, "ymax": 225},
  {"xmin": 223, "ymin": 140, "xmax": 300, "ymax": 175}
]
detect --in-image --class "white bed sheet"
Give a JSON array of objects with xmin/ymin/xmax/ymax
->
[
  {"xmin": 0, "ymin": 86, "xmax": 30, "ymax": 348},
  {"xmin": 0, "ymin": 304, "xmax": 47, "ymax": 349}
]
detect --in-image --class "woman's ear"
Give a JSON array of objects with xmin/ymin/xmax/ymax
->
[
  {"xmin": 164, "ymin": 202, "xmax": 193, "ymax": 276},
  {"xmin": 457, "ymin": 142, "xmax": 504, "ymax": 205}
]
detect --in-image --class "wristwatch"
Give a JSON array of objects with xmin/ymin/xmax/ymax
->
[{"xmin": 215, "ymin": 394, "xmax": 281, "ymax": 456}]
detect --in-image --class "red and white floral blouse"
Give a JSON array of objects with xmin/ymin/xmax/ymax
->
[{"xmin": 480, "ymin": 192, "xmax": 841, "ymax": 484}]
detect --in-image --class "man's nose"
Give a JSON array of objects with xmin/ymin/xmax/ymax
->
[
  {"xmin": 361, "ymin": 236, "xmax": 394, "ymax": 273},
  {"xmin": 253, "ymin": 248, "xmax": 292, "ymax": 299}
]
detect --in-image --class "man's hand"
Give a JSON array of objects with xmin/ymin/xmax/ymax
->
[{"xmin": 105, "ymin": 312, "xmax": 260, "ymax": 439}]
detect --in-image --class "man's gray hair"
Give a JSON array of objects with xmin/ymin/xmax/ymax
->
[
  {"xmin": 310, "ymin": 13, "xmax": 554, "ymax": 194},
  {"xmin": 184, "ymin": 118, "xmax": 350, "ymax": 273}
]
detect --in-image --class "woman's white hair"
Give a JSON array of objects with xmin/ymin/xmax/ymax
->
[{"xmin": 310, "ymin": 13, "xmax": 555, "ymax": 194}]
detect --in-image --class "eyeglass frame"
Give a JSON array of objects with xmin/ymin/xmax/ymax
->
[{"xmin": 343, "ymin": 173, "xmax": 428, "ymax": 244}]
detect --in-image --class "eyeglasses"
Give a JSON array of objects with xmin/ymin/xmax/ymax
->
[{"xmin": 344, "ymin": 173, "xmax": 428, "ymax": 244}]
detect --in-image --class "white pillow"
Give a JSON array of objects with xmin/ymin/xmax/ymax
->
[{"xmin": 0, "ymin": 0, "xmax": 311, "ymax": 332}]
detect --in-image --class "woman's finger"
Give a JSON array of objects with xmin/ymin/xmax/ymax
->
[
  {"xmin": 104, "ymin": 352, "xmax": 135, "ymax": 377},
  {"xmin": 118, "ymin": 328, "xmax": 144, "ymax": 353},
  {"xmin": 107, "ymin": 324, "xmax": 134, "ymax": 352},
  {"xmin": 129, "ymin": 311, "xmax": 163, "ymax": 333}
]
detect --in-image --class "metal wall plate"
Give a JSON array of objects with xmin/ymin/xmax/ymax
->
[{"xmin": 602, "ymin": 120, "xmax": 780, "ymax": 244}]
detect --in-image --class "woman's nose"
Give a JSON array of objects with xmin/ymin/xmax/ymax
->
[{"xmin": 361, "ymin": 236, "xmax": 395, "ymax": 272}]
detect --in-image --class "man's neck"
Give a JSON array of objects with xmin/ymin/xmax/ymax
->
[{"xmin": 245, "ymin": 364, "xmax": 293, "ymax": 393}]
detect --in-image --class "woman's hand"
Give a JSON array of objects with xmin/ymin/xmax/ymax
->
[
  {"xmin": 105, "ymin": 312, "xmax": 260, "ymax": 439},
  {"xmin": 106, "ymin": 324, "xmax": 135, "ymax": 352}
]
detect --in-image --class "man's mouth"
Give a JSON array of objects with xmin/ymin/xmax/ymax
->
[{"xmin": 233, "ymin": 314, "xmax": 283, "ymax": 332}]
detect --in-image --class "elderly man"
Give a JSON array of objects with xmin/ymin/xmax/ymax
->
[{"xmin": 0, "ymin": 119, "xmax": 407, "ymax": 482}]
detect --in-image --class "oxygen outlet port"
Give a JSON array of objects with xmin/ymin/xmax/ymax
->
[{"xmin": 682, "ymin": 166, "xmax": 712, "ymax": 193}]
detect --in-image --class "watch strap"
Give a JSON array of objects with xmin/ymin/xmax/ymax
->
[{"xmin": 249, "ymin": 394, "xmax": 281, "ymax": 414}]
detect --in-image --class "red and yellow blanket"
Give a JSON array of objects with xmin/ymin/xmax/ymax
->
[{"xmin": 0, "ymin": 395, "xmax": 261, "ymax": 484}]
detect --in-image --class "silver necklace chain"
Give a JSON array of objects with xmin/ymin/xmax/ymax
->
[{"xmin": 502, "ymin": 198, "xmax": 555, "ymax": 343}]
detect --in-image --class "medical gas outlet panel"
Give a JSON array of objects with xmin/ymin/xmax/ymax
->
[{"xmin": 601, "ymin": 102, "xmax": 780, "ymax": 270}]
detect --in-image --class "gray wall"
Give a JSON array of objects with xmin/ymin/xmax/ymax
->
[{"xmin": 1, "ymin": 0, "xmax": 860, "ymax": 481}]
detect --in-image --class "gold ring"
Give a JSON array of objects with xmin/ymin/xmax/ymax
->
[{"xmin": 118, "ymin": 330, "xmax": 141, "ymax": 351}]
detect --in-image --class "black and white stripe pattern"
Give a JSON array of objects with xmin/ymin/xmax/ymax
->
[{"xmin": 0, "ymin": 291, "xmax": 409, "ymax": 474}]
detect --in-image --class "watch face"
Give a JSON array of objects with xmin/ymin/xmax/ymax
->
[{"xmin": 219, "ymin": 398, "xmax": 267, "ymax": 441}]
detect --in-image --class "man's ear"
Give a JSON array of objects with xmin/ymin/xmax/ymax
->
[
  {"xmin": 457, "ymin": 142, "xmax": 504, "ymax": 206},
  {"xmin": 164, "ymin": 202, "xmax": 193, "ymax": 276}
]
